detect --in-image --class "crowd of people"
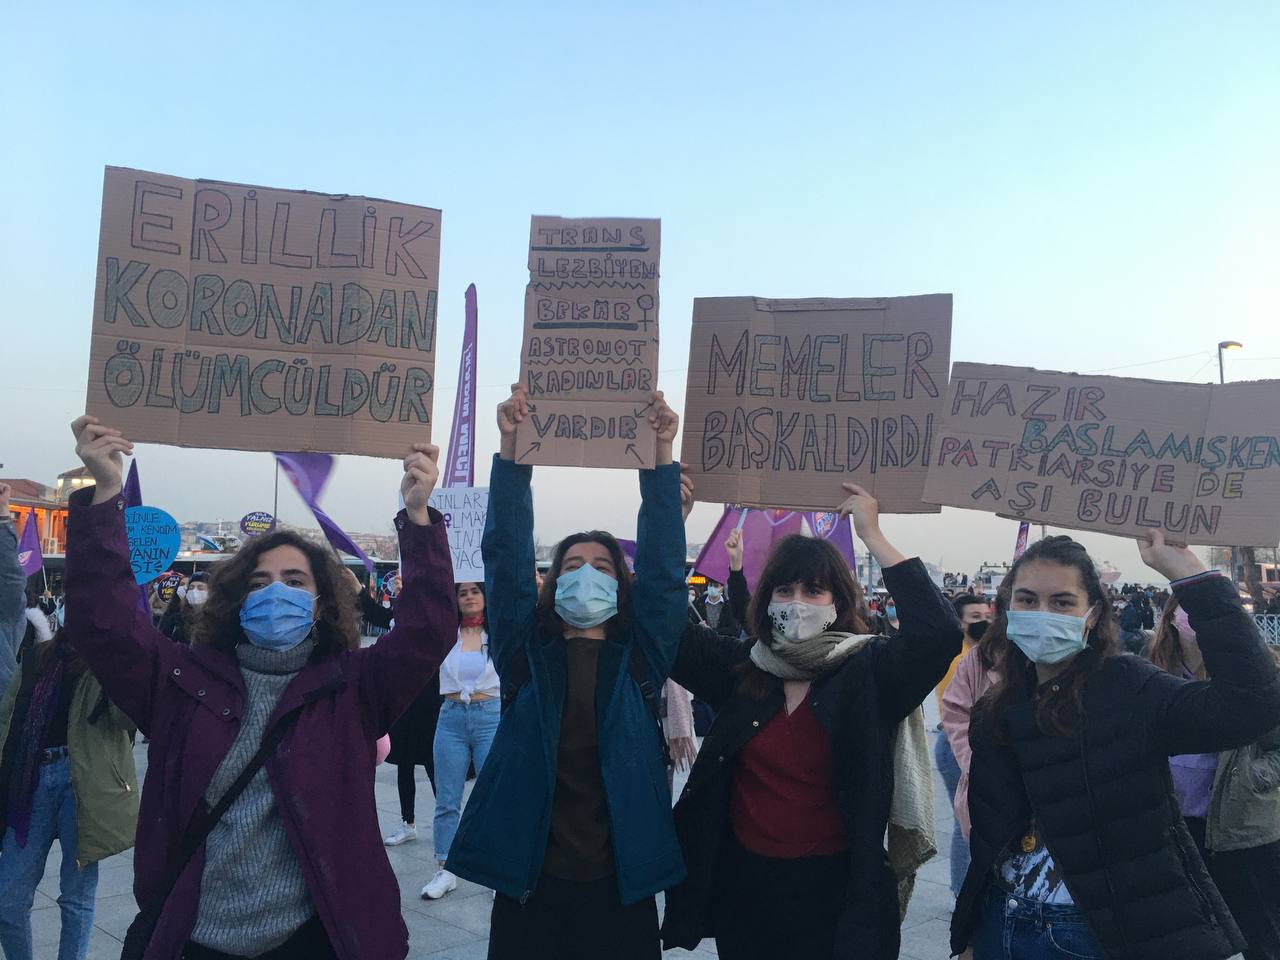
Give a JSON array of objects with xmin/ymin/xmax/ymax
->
[{"xmin": 0, "ymin": 390, "xmax": 1277, "ymax": 960}]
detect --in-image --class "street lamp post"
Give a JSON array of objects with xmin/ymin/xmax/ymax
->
[
  {"xmin": 1216, "ymin": 341, "xmax": 1244, "ymax": 583},
  {"xmin": 1217, "ymin": 340, "xmax": 1242, "ymax": 385}
]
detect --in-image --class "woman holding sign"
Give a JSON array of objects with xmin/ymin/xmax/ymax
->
[
  {"xmin": 950, "ymin": 533, "xmax": 1280, "ymax": 960},
  {"xmin": 661, "ymin": 478, "xmax": 962, "ymax": 960},
  {"xmin": 445, "ymin": 385, "xmax": 688, "ymax": 960},
  {"xmin": 62, "ymin": 416, "xmax": 458, "ymax": 960}
]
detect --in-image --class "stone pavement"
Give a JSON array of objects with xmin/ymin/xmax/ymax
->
[{"xmin": 29, "ymin": 699, "xmax": 964, "ymax": 959}]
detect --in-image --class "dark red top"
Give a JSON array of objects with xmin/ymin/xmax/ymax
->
[{"xmin": 729, "ymin": 696, "xmax": 848, "ymax": 858}]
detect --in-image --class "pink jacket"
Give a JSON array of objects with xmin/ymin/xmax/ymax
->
[{"xmin": 940, "ymin": 646, "xmax": 999, "ymax": 838}]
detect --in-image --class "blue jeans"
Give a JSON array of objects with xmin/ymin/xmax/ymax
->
[
  {"xmin": 933, "ymin": 730, "xmax": 970, "ymax": 896},
  {"xmin": 432, "ymin": 698, "xmax": 501, "ymax": 861},
  {"xmin": 974, "ymin": 889, "xmax": 1105, "ymax": 960},
  {"xmin": 0, "ymin": 756, "xmax": 99, "ymax": 960}
]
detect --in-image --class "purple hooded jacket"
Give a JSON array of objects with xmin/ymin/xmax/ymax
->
[{"xmin": 64, "ymin": 488, "xmax": 458, "ymax": 960}]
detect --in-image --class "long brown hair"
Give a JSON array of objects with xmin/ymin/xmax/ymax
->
[
  {"xmin": 1145, "ymin": 597, "xmax": 1201, "ymax": 679},
  {"xmin": 1147, "ymin": 599, "xmax": 1280, "ymax": 677},
  {"xmin": 193, "ymin": 531, "xmax": 360, "ymax": 656},
  {"xmin": 535, "ymin": 531, "xmax": 633, "ymax": 638},
  {"xmin": 980, "ymin": 535, "xmax": 1118, "ymax": 739},
  {"xmin": 737, "ymin": 535, "xmax": 870, "ymax": 699}
]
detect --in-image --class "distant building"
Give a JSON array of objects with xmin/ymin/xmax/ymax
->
[{"xmin": 0, "ymin": 475, "xmax": 73, "ymax": 555}]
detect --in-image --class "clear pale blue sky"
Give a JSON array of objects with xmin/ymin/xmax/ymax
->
[{"xmin": 2, "ymin": 2, "xmax": 1277, "ymax": 578}]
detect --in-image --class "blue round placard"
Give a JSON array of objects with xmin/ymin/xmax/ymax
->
[{"xmin": 125, "ymin": 506, "xmax": 182, "ymax": 585}]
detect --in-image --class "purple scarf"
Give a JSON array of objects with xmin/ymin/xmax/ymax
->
[{"xmin": 4, "ymin": 654, "xmax": 66, "ymax": 847}]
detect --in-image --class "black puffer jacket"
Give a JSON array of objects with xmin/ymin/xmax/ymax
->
[
  {"xmin": 663, "ymin": 558, "xmax": 961, "ymax": 960},
  {"xmin": 952, "ymin": 573, "xmax": 1280, "ymax": 960}
]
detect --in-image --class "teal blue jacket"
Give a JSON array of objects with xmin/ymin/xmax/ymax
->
[{"xmin": 446, "ymin": 455, "xmax": 688, "ymax": 904}]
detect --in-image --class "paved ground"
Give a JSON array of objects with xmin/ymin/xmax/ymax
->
[{"xmin": 29, "ymin": 699, "xmax": 965, "ymax": 959}]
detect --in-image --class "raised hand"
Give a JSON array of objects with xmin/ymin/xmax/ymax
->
[
  {"xmin": 679, "ymin": 463, "xmax": 695, "ymax": 522},
  {"xmin": 837, "ymin": 482, "xmax": 906, "ymax": 568},
  {"xmin": 725, "ymin": 528, "xmax": 744, "ymax": 572},
  {"xmin": 647, "ymin": 390, "xmax": 679, "ymax": 466},
  {"xmin": 401, "ymin": 443, "xmax": 440, "ymax": 525},
  {"xmin": 497, "ymin": 383, "xmax": 529, "ymax": 460},
  {"xmin": 1138, "ymin": 528, "xmax": 1206, "ymax": 582},
  {"xmin": 71, "ymin": 415, "xmax": 133, "ymax": 504}
]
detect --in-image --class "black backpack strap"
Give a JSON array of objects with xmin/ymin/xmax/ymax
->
[
  {"xmin": 120, "ymin": 705, "xmax": 304, "ymax": 960},
  {"xmin": 627, "ymin": 645, "xmax": 671, "ymax": 767}
]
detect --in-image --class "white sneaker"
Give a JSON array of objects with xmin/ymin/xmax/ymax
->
[
  {"xmin": 421, "ymin": 869, "xmax": 457, "ymax": 900},
  {"xmin": 383, "ymin": 822, "xmax": 417, "ymax": 846}
]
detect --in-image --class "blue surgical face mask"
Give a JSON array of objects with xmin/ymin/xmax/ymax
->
[
  {"xmin": 1005, "ymin": 609, "xmax": 1092, "ymax": 664},
  {"xmin": 239, "ymin": 581, "xmax": 316, "ymax": 652},
  {"xmin": 706, "ymin": 585, "xmax": 723, "ymax": 602},
  {"xmin": 886, "ymin": 604, "xmax": 897, "ymax": 620},
  {"xmin": 554, "ymin": 563, "xmax": 619, "ymax": 629}
]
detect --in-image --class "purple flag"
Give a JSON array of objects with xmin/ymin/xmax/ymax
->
[
  {"xmin": 123, "ymin": 461, "xmax": 151, "ymax": 613},
  {"xmin": 616, "ymin": 538, "xmax": 638, "ymax": 574},
  {"xmin": 274, "ymin": 452, "xmax": 375, "ymax": 572},
  {"xmin": 1013, "ymin": 521, "xmax": 1030, "ymax": 560},
  {"xmin": 694, "ymin": 506, "xmax": 803, "ymax": 593},
  {"xmin": 17, "ymin": 512, "xmax": 43, "ymax": 576},
  {"xmin": 442, "ymin": 284, "xmax": 479, "ymax": 488},
  {"xmin": 803, "ymin": 511, "xmax": 857, "ymax": 570}
]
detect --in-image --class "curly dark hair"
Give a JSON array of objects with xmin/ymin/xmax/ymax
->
[
  {"xmin": 979, "ymin": 535, "xmax": 1118, "ymax": 739},
  {"xmin": 535, "ymin": 531, "xmax": 633, "ymax": 638},
  {"xmin": 193, "ymin": 530, "xmax": 361, "ymax": 656}
]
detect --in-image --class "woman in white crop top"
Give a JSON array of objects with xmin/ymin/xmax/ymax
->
[{"xmin": 421, "ymin": 582, "xmax": 501, "ymax": 900}]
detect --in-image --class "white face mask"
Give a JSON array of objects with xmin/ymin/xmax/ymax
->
[
  {"xmin": 766, "ymin": 601, "xmax": 838, "ymax": 643},
  {"xmin": 186, "ymin": 587, "xmax": 208, "ymax": 607}
]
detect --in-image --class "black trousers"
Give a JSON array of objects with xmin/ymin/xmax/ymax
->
[
  {"xmin": 182, "ymin": 915, "xmax": 336, "ymax": 959},
  {"xmin": 711, "ymin": 838, "xmax": 850, "ymax": 960},
  {"xmin": 1187, "ymin": 817, "xmax": 1280, "ymax": 960},
  {"xmin": 397, "ymin": 762, "xmax": 436, "ymax": 824},
  {"xmin": 488, "ymin": 874, "xmax": 659, "ymax": 960}
]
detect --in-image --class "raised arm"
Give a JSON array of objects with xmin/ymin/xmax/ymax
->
[
  {"xmin": 724, "ymin": 528, "xmax": 751, "ymax": 630},
  {"xmin": 0, "ymin": 484, "xmax": 27, "ymax": 692},
  {"xmin": 670, "ymin": 619, "xmax": 752, "ymax": 710},
  {"xmin": 836, "ymin": 483, "xmax": 962, "ymax": 723},
  {"xmin": 483, "ymin": 385, "xmax": 539, "ymax": 679},
  {"xmin": 63, "ymin": 416, "xmax": 174, "ymax": 734},
  {"xmin": 1129, "ymin": 535, "xmax": 1280, "ymax": 753},
  {"xmin": 630, "ymin": 392, "xmax": 688, "ymax": 685}
]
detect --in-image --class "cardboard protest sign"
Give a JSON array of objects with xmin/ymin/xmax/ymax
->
[
  {"xmin": 513, "ymin": 216, "xmax": 660, "ymax": 468},
  {"xmin": 682, "ymin": 295, "xmax": 952, "ymax": 512},
  {"xmin": 87, "ymin": 167, "xmax": 441, "ymax": 458},
  {"xmin": 429, "ymin": 486, "xmax": 489, "ymax": 582},
  {"xmin": 125, "ymin": 506, "xmax": 181, "ymax": 583},
  {"xmin": 922, "ymin": 363, "xmax": 1280, "ymax": 546}
]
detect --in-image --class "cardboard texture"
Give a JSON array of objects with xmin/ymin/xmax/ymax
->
[
  {"xmin": 429, "ymin": 486, "xmax": 488, "ymax": 582},
  {"xmin": 681, "ymin": 295, "xmax": 952, "ymax": 512},
  {"xmin": 921, "ymin": 363, "xmax": 1280, "ymax": 546},
  {"xmin": 513, "ymin": 216, "xmax": 660, "ymax": 469},
  {"xmin": 86, "ymin": 166, "xmax": 441, "ymax": 458}
]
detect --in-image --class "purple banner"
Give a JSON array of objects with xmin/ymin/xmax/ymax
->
[
  {"xmin": 442, "ymin": 284, "xmax": 479, "ymax": 488},
  {"xmin": 123, "ymin": 461, "xmax": 151, "ymax": 613},
  {"xmin": 1013, "ymin": 521, "xmax": 1030, "ymax": 560},
  {"xmin": 803, "ymin": 511, "xmax": 857, "ymax": 571},
  {"xmin": 616, "ymin": 538, "xmax": 638, "ymax": 574},
  {"xmin": 274, "ymin": 451, "xmax": 375, "ymax": 572},
  {"xmin": 694, "ymin": 506, "xmax": 803, "ymax": 593},
  {"xmin": 17, "ymin": 512, "xmax": 43, "ymax": 576}
]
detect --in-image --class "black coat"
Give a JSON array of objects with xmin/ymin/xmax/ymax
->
[
  {"xmin": 662, "ymin": 558, "xmax": 962, "ymax": 960},
  {"xmin": 952, "ymin": 574, "xmax": 1280, "ymax": 960}
]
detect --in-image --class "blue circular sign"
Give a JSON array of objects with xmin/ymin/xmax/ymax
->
[{"xmin": 125, "ymin": 506, "xmax": 182, "ymax": 585}]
